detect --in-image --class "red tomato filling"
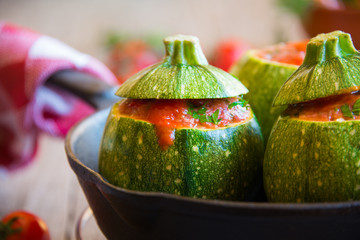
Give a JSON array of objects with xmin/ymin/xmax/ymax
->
[
  {"xmin": 116, "ymin": 98, "xmax": 251, "ymax": 149},
  {"xmin": 286, "ymin": 91, "xmax": 360, "ymax": 121},
  {"xmin": 256, "ymin": 40, "xmax": 308, "ymax": 66}
]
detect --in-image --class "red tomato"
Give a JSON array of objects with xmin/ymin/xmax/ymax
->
[
  {"xmin": 256, "ymin": 40, "xmax": 309, "ymax": 66},
  {"xmin": 210, "ymin": 38, "xmax": 251, "ymax": 71},
  {"xmin": 1, "ymin": 211, "xmax": 50, "ymax": 240},
  {"xmin": 118, "ymin": 98, "xmax": 250, "ymax": 130},
  {"xmin": 291, "ymin": 91, "xmax": 360, "ymax": 121},
  {"xmin": 117, "ymin": 98, "xmax": 251, "ymax": 149},
  {"xmin": 107, "ymin": 40, "xmax": 160, "ymax": 84}
]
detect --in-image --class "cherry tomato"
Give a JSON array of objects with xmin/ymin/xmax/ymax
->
[
  {"xmin": 0, "ymin": 210, "xmax": 50, "ymax": 240},
  {"xmin": 210, "ymin": 38, "xmax": 251, "ymax": 71},
  {"xmin": 107, "ymin": 39, "xmax": 160, "ymax": 84}
]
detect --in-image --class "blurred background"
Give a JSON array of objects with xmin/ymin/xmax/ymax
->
[
  {"xmin": 0, "ymin": 0, "xmax": 305, "ymax": 61},
  {"xmin": 2, "ymin": 0, "xmax": 360, "ymax": 76}
]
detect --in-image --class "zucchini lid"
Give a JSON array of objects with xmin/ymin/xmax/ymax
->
[
  {"xmin": 273, "ymin": 31, "xmax": 360, "ymax": 106},
  {"xmin": 115, "ymin": 35, "xmax": 248, "ymax": 99}
]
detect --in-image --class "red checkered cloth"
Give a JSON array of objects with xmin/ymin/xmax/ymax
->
[{"xmin": 0, "ymin": 22, "xmax": 117, "ymax": 173}]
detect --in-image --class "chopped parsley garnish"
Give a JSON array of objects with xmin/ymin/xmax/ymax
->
[
  {"xmin": 187, "ymin": 102, "xmax": 222, "ymax": 125},
  {"xmin": 339, "ymin": 99, "xmax": 360, "ymax": 118},
  {"xmin": 340, "ymin": 104, "xmax": 354, "ymax": 119},
  {"xmin": 228, "ymin": 99, "xmax": 248, "ymax": 109},
  {"xmin": 352, "ymin": 99, "xmax": 360, "ymax": 116},
  {"xmin": 211, "ymin": 109, "xmax": 221, "ymax": 125},
  {"xmin": 198, "ymin": 107, "xmax": 207, "ymax": 114}
]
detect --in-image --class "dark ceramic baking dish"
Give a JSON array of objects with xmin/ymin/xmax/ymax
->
[{"xmin": 65, "ymin": 108, "xmax": 360, "ymax": 240}]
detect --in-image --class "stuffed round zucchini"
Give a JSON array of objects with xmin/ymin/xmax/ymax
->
[
  {"xmin": 264, "ymin": 31, "xmax": 360, "ymax": 203},
  {"xmin": 230, "ymin": 40, "xmax": 307, "ymax": 142},
  {"xmin": 99, "ymin": 35, "xmax": 264, "ymax": 201}
]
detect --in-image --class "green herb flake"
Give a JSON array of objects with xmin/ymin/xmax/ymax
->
[
  {"xmin": 228, "ymin": 102, "xmax": 241, "ymax": 109},
  {"xmin": 199, "ymin": 115, "xmax": 208, "ymax": 123},
  {"xmin": 228, "ymin": 99, "xmax": 248, "ymax": 109},
  {"xmin": 187, "ymin": 102, "xmax": 222, "ymax": 125},
  {"xmin": 352, "ymin": 99, "xmax": 360, "ymax": 116},
  {"xmin": 198, "ymin": 107, "xmax": 207, "ymax": 114},
  {"xmin": 192, "ymin": 112, "xmax": 200, "ymax": 119},
  {"xmin": 212, "ymin": 109, "xmax": 219, "ymax": 122},
  {"xmin": 340, "ymin": 104, "xmax": 354, "ymax": 119},
  {"xmin": 210, "ymin": 109, "xmax": 222, "ymax": 125}
]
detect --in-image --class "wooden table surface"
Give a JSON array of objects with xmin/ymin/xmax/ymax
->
[{"xmin": 0, "ymin": 135, "xmax": 97, "ymax": 239}]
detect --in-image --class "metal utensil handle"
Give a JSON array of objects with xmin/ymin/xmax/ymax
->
[{"xmin": 46, "ymin": 70, "xmax": 120, "ymax": 110}]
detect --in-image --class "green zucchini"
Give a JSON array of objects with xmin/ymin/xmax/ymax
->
[
  {"xmin": 116, "ymin": 35, "xmax": 248, "ymax": 99},
  {"xmin": 100, "ymin": 105, "xmax": 264, "ymax": 200},
  {"xmin": 230, "ymin": 44, "xmax": 302, "ymax": 142},
  {"xmin": 264, "ymin": 31, "xmax": 360, "ymax": 202},
  {"xmin": 264, "ymin": 116, "xmax": 360, "ymax": 202},
  {"xmin": 99, "ymin": 35, "xmax": 264, "ymax": 201}
]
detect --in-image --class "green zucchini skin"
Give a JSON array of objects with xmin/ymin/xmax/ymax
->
[
  {"xmin": 230, "ymin": 50, "xmax": 298, "ymax": 142},
  {"xmin": 264, "ymin": 116, "xmax": 360, "ymax": 203},
  {"xmin": 274, "ymin": 31, "xmax": 360, "ymax": 106},
  {"xmin": 116, "ymin": 35, "xmax": 248, "ymax": 99},
  {"xmin": 99, "ymin": 105, "xmax": 264, "ymax": 201},
  {"xmin": 116, "ymin": 63, "xmax": 248, "ymax": 99}
]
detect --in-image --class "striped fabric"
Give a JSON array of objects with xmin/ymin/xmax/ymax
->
[{"xmin": 0, "ymin": 22, "xmax": 117, "ymax": 172}]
